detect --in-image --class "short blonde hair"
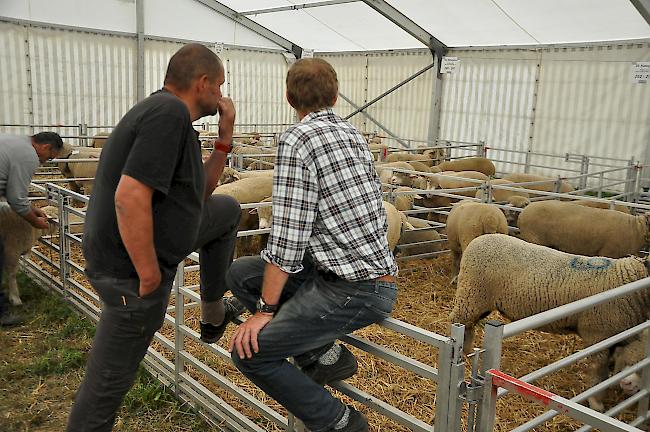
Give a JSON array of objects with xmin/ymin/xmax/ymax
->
[{"xmin": 286, "ymin": 58, "xmax": 338, "ymax": 113}]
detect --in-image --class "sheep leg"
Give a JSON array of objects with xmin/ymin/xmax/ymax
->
[
  {"xmin": 5, "ymin": 259, "xmax": 22, "ymax": 306},
  {"xmin": 450, "ymin": 250, "xmax": 461, "ymax": 282},
  {"xmin": 586, "ymin": 350, "xmax": 609, "ymax": 412}
]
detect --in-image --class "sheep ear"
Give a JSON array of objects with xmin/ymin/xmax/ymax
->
[
  {"xmin": 233, "ymin": 173, "xmax": 242, "ymax": 180},
  {"xmin": 414, "ymin": 194, "xmax": 423, "ymax": 200}
]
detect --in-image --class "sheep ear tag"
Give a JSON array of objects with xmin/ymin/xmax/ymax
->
[{"xmin": 249, "ymin": 208, "xmax": 258, "ymax": 215}]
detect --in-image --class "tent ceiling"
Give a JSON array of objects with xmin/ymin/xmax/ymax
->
[{"xmin": 217, "ymin": 0, "xmax": 650, "ymax": 51}]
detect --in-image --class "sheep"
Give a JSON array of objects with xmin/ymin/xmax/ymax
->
[
  {"xmin": 517, "ymin": 200, "xmax": 650, "ymax": 258},
  {"xmin": 573, "ymin": 199, "xmax": 631, "ymax": 214},
  {"xmin": 375, "ymin": 161, "xmax": 417, "ymax": 185},
  {"xmin": 475, "ymin": 178, "xmax": 530, "ymax": 203},
  {"xmin": 0, "ymin": 204, "xmax": 58, "ymax": 305},
  {"xmin": 436, "ymin": 157, "xmax": 495, "ymax": 176},
  {"xmin": 445, "ymin": 201, "xmax": 509, "ymax": 281},
  {"xmin": 612, "ymin": 330, "xmax": 648, "ymax": 397},
  {"xmin": 57, "ymin": 143, "xmax": 102, "ymax": 196},
  {"xmin": 501, "ymin": 195, "xmax": 531, "ymax": 226},
  {"xmin": 433, "ymin": 171, "xmax": 489, "ymax": 197},
  {"xmin": 368, "ymin": 143, "xmax": 388, "ymax": 161},
  {"xmin": 250, "ymin": 198, "xmax": 410, "ymax": 253},
  {"xmin": 91, "ymin": 132, "xmax": 110, "ymax": 148},
  {"xmin": 388, "ymin": 186, "xmax": 422, "ymax": 212},
  {"xmin": 382, "ymin": 201, "xmax": 414, "ymax": 251},
  {"xmin": 503, "ymin": 172, "xmax": 574, "ymax": 194},
  {"xmin": 420, "ymin": 148, "xmax": 447, "ymax": 165},
  {"xmin": 212, "ymin": 177, "xmax": 273, "ymax": 256},
  {"xmin": 450, "ymin": 233, "xmax": 650, "ymax": 411},
  {"xmin": 385, "ymin": 152, "xmax": 434, "ymax": 167},
  {"xmin": 397, "ymin": 217, "xmax": 442, "ymax": 257},
  {"xmin": 231, "ymin": 145, "xmax": 276, "ymax": 170},
  {"xmin": 220, "ymin": 167, "xmax": 274, "ymax": 185}
]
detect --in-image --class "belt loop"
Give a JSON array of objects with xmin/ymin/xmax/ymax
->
[{"xmin": 374, "ymin": 282, "xmax": 380, "ymax": 294}]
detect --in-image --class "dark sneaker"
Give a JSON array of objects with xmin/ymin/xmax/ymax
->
[
  {"xmin": 303, "ymin": 344, "xmax": 358, "ymax": 386},
  {"xmin": 200, "ymin": 296, "xmax": 246, "ymax": 344},
  {"xmin": 0, "ymin": 313, "xmax": 25, "ymax": 327},
  {"xmin": 326, "ymin": 406, "xmax": 368, "ymax": 432}
]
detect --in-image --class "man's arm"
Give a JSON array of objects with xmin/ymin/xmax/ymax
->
[
  {"xmin": 20, "ymin": 206, "xmax": 49, "ymax": 229},
  {"xmin": 228, "ymin": 263, "xmax": 287, "ymax": 358},
  {"xmin": 115, "ymin": 174, "xmax": 160, "ymax": 297},
  {"xmin": 203, "ymin": 97, "xmax": 235, "ymax": 199}
]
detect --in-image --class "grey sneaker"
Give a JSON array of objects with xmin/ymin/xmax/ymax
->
[
  {"xmin": 327, "ymin": 407, "xmax": 368, "ymax": 432},
  {"xmin": 200, "ymin": 297, "xmax": 246, "ymax": 344},
  {"xmin": 302, "ymin": 344, "xmax": 358, "ymax": 386}
]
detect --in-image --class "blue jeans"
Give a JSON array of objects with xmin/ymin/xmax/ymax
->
[{"xmin": 226, "ymin": 256, "xmax": 397, "ymax": 432}]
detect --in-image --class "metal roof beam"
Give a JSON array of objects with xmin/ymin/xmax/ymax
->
[
  {"xmin": 360, "ymin": 0, "xmax": 447, "ymax": 55},
  {"xmin": 241, "ymin": 0, "xmax": 359, "ymax": 16},
  {"xmin": 630, "ymin": 0, "xmax": 650, "ymax": 25},
  {"xmin": 192, "ymin": 0, "xmax": 303, "ymax": 58}
]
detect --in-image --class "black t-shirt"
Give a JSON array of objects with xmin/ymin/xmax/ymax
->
[{"xmin": 83, "ymin": 89, "xmax": 204, "ymax": 278}]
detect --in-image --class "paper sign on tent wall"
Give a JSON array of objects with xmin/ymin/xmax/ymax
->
[
  {"xmin": 301, "ymin": 49, "xmax": 314, "ymax": 59},
  {"xmin": 214, "ymin": 42, "xmax": 224, "ymax": 54},
  {"xmin": 440, "ymin": 57, "xmax": 459, "ymax": 74},
  {"xmin": 632, "ymin": 62, "xmax": 649, "ymax": 84}
]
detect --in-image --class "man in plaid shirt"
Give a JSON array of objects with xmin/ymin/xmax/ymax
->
[{"xmin": 225, "ymin": 58, "xmax": 397, "ymax": 432}]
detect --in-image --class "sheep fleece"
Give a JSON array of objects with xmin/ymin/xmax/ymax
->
[{"xmin": 451, "ymin": 234, "xmax": 649, "ymax": 342}]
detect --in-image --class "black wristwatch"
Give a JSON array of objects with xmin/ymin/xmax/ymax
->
[{"xmin": 256, "ymin": 297, "xmax": 278, "ymax": 315}]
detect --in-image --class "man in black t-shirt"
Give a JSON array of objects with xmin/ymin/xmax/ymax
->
[{"xmin": 67, "ymin": 44, "xmax": 242, "ymax": 432}]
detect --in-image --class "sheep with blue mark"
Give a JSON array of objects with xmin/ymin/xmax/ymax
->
[{"xmin": 450, "ymin": 233, "xmax": 650, "ymax": 412}]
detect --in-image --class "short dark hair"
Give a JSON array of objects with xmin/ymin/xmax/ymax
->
[
  {"xmin": 32, "ymin": 132, "xmax": 63, "ymax": 151},
  {"xmin": 286, "ymin": 58, "xmax": 338, "ymax": 114},
  {"xmin": 164, "ymin": 43, "xmax": 223, "ymax": 91}
]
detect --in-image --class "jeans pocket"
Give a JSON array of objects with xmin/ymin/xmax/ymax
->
[{"xmin": 366, "ymin": 281, "xmax": 397, "ymax": 317}]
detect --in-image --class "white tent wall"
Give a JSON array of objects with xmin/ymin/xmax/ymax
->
[
  {"xmin": 0, "ymin": 21, "xmax": 32, "ymax": 136},
  {"xmin": 533, "ymin": 42, "xmax": 650, "ymax": 168},
  {"xmin": 439, "ymin": 49, "xmax": 539, "ymax": 173},
  {"xmin": 441, "ymin": 42, "xmax": 650, "ymax": 179},
  {"xmin": 322, "ymin": 50, "xmax": 435, "ymax": 143}
]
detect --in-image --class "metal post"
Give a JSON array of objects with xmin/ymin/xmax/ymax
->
[
  {"xmin": 427, "ymin": 52, "xmax": 443, "ymax": 146},
  {"xmin": 524, "ymin": 150, "xmax": 532, "ymax": 174},
  {"xmin": 637, "ymin": 328, "xmax": 650, "ymax": 422},
  {"xmin": 435, "ymin": 336, "xmax": 454, "ymax": 431},
  {"xmin": 173, "ymin": 261, "xmax": 185, "ymax": 398},
  {"xmin": 447, "ymin": 323, "xmax": 466, "ymax": 432},
  {"xmin": 477, "ymin": 140, "xmax": 487, "ymax": 158},
  {"xmin": 24, "ymin": 25, "xmax": 35, "ymax": 135},
  {"xmin": 477, "ymin": 320, "xmax": 504, "ymax": 431},
  {"xmin": 598, "ymin": 172, "xmax": 604, "ymax": 198},
  {"xmin": 580, "ymin": 155, "xmax": 589, "ymax": 191},
  {"xmin": 56, "ymin": 190, "xmax": 70, "ymax": 297},
  {"xmin": 624, "ymin": 158, "xmax": 636, "ymax": 200},
  {"xmin": 136, "ymin": 0, "xmax": 145, "ymax": 102},
  {"xmin": 633, "ymin": 164, "xmax": 642, "ymax": 204}
]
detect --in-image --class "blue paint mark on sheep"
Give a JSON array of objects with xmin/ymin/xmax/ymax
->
[{"xmin": 569, "ymin": 257, "xmax": 613, "ymax": 271}]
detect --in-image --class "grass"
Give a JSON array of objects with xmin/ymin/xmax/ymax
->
[{"xmin": 0, "ymin": 272, "xmax": 213, "ymax": 432}]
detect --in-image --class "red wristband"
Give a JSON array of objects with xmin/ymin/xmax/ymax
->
[{"xmin": 214, "ymin": 141, "xmax": 232, "ymax": 154}]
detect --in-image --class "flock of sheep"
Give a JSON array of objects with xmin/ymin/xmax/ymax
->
[{"xmin": 3, "ymin": 131, "xmax": 649, "ymax": 416}]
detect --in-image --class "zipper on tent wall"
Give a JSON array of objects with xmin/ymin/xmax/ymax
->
[
  {"xmin": 525, "ymin": 51, "xmax": 543, "ymax": 173},
  {"xmin": 24, "ymin": 24, "xmax": 35, "ymax": 135}
]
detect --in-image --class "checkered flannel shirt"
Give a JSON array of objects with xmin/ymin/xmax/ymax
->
[{"xmin": 260, "ymin": 108, "xmax": 398, "ymax": 281}]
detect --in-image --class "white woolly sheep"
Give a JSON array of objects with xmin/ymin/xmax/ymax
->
[
  {"xmin": 518, "ymin": 200, "xmax": 650, "ymax": 258},
  {"xmin": 503, "ymin": 172, "xmax": 574, "ymax": 194},
  {"xmin": 573, "ymin": 199, "xmax": 631, "ymax": 214},
  {"xmin": 397, "ymin": 216, "xmax": 442, "ymax": 257},
  {"xmin": 375, "ymin": 161, "xmax": 417, "ymax": 185},
  {"xmin": 220, "ymin": 167, "xmax": 274, "ymax": 185},
  {"xmin": 57, "ymin": 143, "xmax": 102, "ymax": 196},
  {"xmin": 436, "ymin": 157, "xmax": 495, "ymax": 176},
  {"xmin": 612, "ymin": 329, "xmax": 648, "ymax": 397},
  {"xmin": 445, "ymin": 201, "xmax": 508, "ymax": 281},
  {"xmin": 91, "ymin": 132, "xmax": 110, "ymax": 148},
  {"xmin": 385, "ymin": 151, "xmax": 434, "ymax": 167},
  {"xmin": 231, "ymin": 145, "xmax": 276, "ymax": 170},
  {"xmin": 389, "ymin": 186, "xmax": 423, "ymax": 212},
  {"xmin": 450, "ymin": 233, "xmax": 650, "ymax": 411},
  {"xmin": 433, "ymin": 171, "xmax": 489, "ymax": 197},
  {"xmin": 0, "ymin": 204, "xmax": 58, "ymax": 305},
  {"xmin": 475, "ymin": 178, "xmax": 530, "ymax": 203},
  {"xmin": 501, "ymin": 195, "xmax": 531, "ymax": 226},
  {"xmin": 383, "ymin": 201, "xmax": 414, "ymax": 251}
]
